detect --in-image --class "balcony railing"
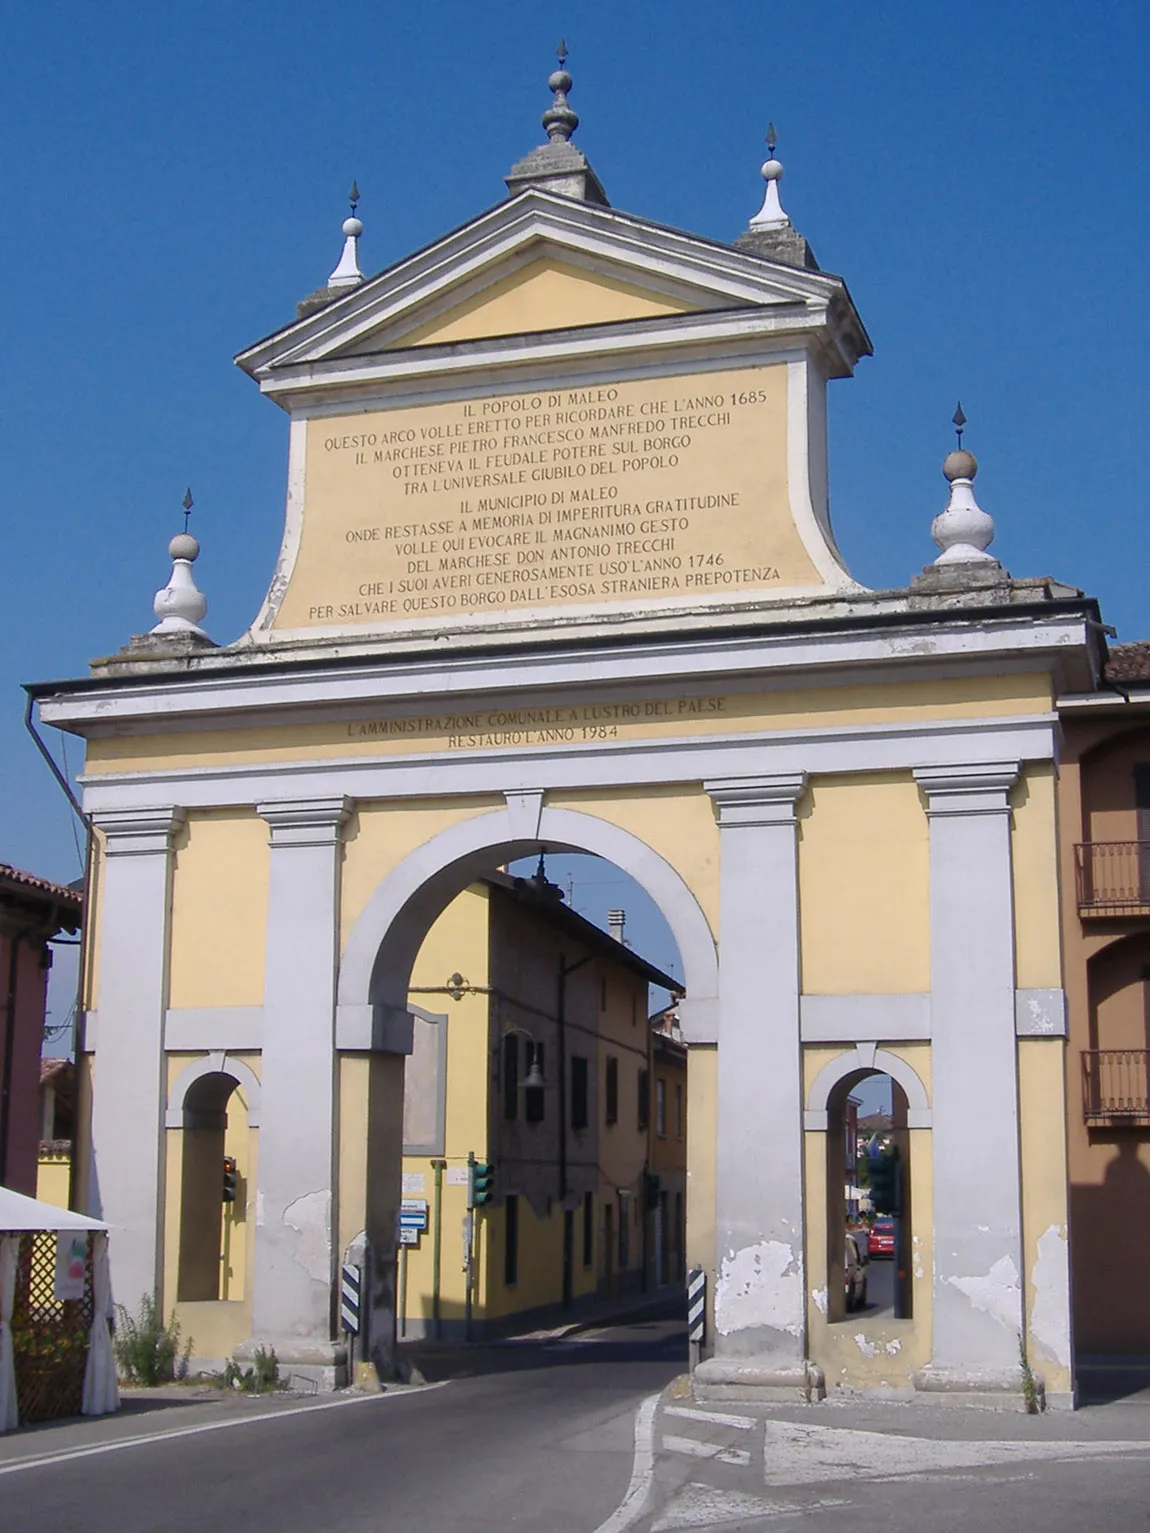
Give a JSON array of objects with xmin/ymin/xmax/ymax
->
[
  {"xmin": 1074, "ymin": 841, "xmax": 1150, "ymax": 914},
  {"xmin": 1082, "ymin": 1050, "xmax": 1150, "ymax": 1121}
]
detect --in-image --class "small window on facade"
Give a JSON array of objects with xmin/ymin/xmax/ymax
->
[
  {"xmin": 637, "ymin": 1069, "xmax": 650, "ymax": 1132},
  {"xmin": 674, "ymin": 1081, "xmax": 683, "ymax": 1140},
  {"xmin": 504, "ymin": 1194, "xmax": 519, "ymax": 1286},
  {"xmin": 605, "ymin": 1056, "xmax": 619, "ymax": 1125},
  {"xmin": 525, "ymin": 1040, "xmax": 545, "ymax": 1124},
  {"xmin": 502, "ymin": 1034, "xmax": 519, "ymax": 1121},
  {"xmin": 619, "ymin": 1195, "xmax": 629, "ymax": 1268},
  {"xmin": 656, "ymin": 1077, "xmax": 666, "ymax": 1138},
  {"xmin": 571, "ymin": 1055, "xmax": 589, "ymax": 1132},
  {"xmin": 582, "ymin": 1190, "xmax": 594, "ymax": 1268}
]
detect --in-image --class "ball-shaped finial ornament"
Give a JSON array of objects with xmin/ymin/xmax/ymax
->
[
  {"xmin": 549, "ymin": 67, "xmax": 572, "ymax": 92},
  {"xmin": 169, "ymin": 532, "xmax": 200, "ymax": 562},
  {"xmin": 342, "ymin": 215, "xmax": 364, "ymax": 238},
  {"xmin": 761, "ymin": 157, "xmax": 784, "ymax": 182},
  {"xmin": 942, "ymin": 448, "xmax": 978, "ymax": 482}
]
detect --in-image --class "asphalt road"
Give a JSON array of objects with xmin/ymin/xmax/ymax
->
[
  {"xmin": 5, "ymin": 1311, "xmax": 1150, "ymax": 1533},
  {"xmin": 0, "ymin": 1315, "xmax": 685, "ymax": 1533}
]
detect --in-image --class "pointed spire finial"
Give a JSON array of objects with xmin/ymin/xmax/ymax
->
[
  {"xmin": 749, "ymin": 122, "xmax": 790, "ymax": 231},
  {"xmin": 152, "ymin": 492, "xmax": 209, "ymax": 636},
  {"xmin": 930, "ymin": 417, "xmax": 997, "ymax": 566},
  {"xmin": 543, "ymin": 41, "xmax": 578, "ymax": 142},
  {"xmin": 327, "ymin": 180, "xmax": 365, "ymax": 290}
]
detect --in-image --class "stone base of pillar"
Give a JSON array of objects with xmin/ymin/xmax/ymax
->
[
  {"xmin": 911, "ymin": 1364, "xmax": 1044, "ymax": 1412},
  {"xmin": 693, "ymin": 1356, "xmax": 825, "ymax": 1404},
  {"xmin": 235, "ymin": 1337, "xmax": 348, "ymax": 1392}
]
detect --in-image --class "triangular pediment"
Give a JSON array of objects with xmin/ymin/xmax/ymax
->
[
  {"xmin": 236, "ymin": 190, "xmax": 868, "ymax": 384},
  {"xmin": 371, "ymin": 253, "xmax": 697, "ymax": 350}
]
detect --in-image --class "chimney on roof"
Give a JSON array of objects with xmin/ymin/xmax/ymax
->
[{"xmin": 607, "ymin": 909, "xmax": 625, "ymax": 945}]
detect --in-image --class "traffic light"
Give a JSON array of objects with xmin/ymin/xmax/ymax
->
[
  {"xmin": 644, "ymin": 1171, "xmax": 661, "ymax": 1211},
  {"xmin": 222, "ymin": 1156, "xmax": 238, "ymax": 1204},
  {"xmin": 468, "ymin": 1160, "xmax": 494, "ymax": 1208},
  {"xmin": 867, "ymin": 1141, "xmax": 900, "ymax": 1215}
]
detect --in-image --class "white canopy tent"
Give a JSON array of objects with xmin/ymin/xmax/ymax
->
[{"xmin": 0, "ymin": 1185, "xmax": 119, "ymax": 1431}]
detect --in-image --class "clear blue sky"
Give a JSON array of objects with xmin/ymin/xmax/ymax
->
[{"xmin": 4, "ymin": 0, "xmax": 1147, "ymax": 910}]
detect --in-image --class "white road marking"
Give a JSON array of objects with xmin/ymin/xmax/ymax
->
[
  {"xmin": 0, "ymin": 1383, "xmax": 450, "ymax": 1478},
  {"xmin": 763, "ymin": 1419, "xmax": 1150, "ymax": 1487},
  {"xmin": 652, "ymin": 1481, "xmax": 848, "ymax": 1531},
  {"xmin": 592, "ymin": 1392, "xmax": 661, "ymax": 1533},
  {"xmin": 664, "ymin": 1405, "xmax": 756, "ymax": 1431},
  {"xmin": 662, "ymin": 1434, "xmax": 750, "ymax": 1467}
]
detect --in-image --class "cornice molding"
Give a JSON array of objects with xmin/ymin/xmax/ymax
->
[
  {"xmin": 92, "ymin": 805, "xmax": 185, "ymax": 856},
  {"xmin": 912, "ymin": 761, "xmax": 1020, "ymax": 816},
  {"xmin": 257, "ymin": 795, "xmax": 353, "ymax": 847},
  {"xmin": 705, "ymin": 772, "xmax": 808, "ymax": 827}
]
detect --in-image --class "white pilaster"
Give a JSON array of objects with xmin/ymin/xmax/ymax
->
[
  {"xmin": 246, "ymin": 796, "xmax": 351, "ymax": 1383},
  {"xmin": 89, "ymin": 807, "xmax": 184, "ymax": 1314},
  {"xmin": 913, "ymin": 763, "xmax": 1027, "ymax": 1398},
  {"xmin": 695, "ymin": 775, "xmax": 820, "ymax": 1399}
]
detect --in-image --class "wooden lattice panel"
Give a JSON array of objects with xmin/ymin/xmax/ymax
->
[{"xmin": 11, "ymin": 1232, "xmax": 93, "ymax": 1424}]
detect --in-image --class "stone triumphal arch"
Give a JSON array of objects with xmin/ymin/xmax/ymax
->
[{"xmin": 34, "ymin": 67, "xmax": 1095, "ymax": 1404}]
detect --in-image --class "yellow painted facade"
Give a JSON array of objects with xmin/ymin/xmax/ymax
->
[
  {"xmin": 799, "ymin": 773, "xmax": 931, "ymax": 995},
  {"xmin": 1017, "ymin": 1039, "xmax": 1073, "ymax": 1397},
  {"xmin": 169, "ymin": 811, "xmax": 269, "ymax": 1008},
  {"xmin": 81, "ymin": 671, "xmax": 1055, "ymax": 777}
]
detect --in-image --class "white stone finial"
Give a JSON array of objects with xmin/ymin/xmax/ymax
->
[
  {"xmin": 327, "ymin": 181, "xmax": 364, "ymax": 289},
  {"xmin": 152, "ymin": 495, "xmax": 209, "ymax": 635},
  {"xmin": 931, "ymin": 447, "xmax": 996, "ymax": 564},
  {"xmin": 749, "ymin": 122, "xmax": 791, "ymax": 231}
]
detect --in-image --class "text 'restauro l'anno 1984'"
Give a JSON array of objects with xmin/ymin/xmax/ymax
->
[{"xmin": 274, "ymin": 363, "xmax": 821, "ymax": 630}]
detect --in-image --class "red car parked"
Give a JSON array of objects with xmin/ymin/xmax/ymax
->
[{"xmin": 868, "ymin": 1217, "xmax": 895, "ymax": 1258}]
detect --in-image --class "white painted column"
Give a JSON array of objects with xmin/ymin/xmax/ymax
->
[
  {"xmin": 244, "ymin": 797, "xmax": 351, "ymax": 1387},
  {"xmin": 88, "ymin": 807, "xmax": 184, "ymax": 1314},
  {"xmin": 695, "ymin": 775, "xmax": 820, "ymax": 1399},
  {"xmin": 913, "ymin": 764, "xmax": 1026, "ymax": 1398}
]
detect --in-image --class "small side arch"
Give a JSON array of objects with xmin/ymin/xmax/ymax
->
[
  {"xmin": 804, "ymin": 1043, "xmax": 931, "ymax": 1131},
  {"xmin": 165, "ymin": 1052, "xmax": 262, "ymax": 1128}
]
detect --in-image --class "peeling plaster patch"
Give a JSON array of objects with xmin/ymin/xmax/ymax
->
[
  {"xmin": 912, "ymin": 1235, "xmax": 924, "ymax": 1280},
  {"xmin": 283, "ymin": 1190, "xmax": 332, "ymax": 1283},
  {"xmin": 1030, "ymin": 1225, "xmax": 1071, "ymax": 1369},
  {"xmin": 715, "ymin": 1241, "xmax": 803, "ymax": 1337},
  {"xmin": 812, "ymin": 1287, "xmax": 828, "ymax": 1317},
  {"xmin": 854, "ymin": 1334, "xmax": 878, "ymax": 1358},
  {"xmin": 948, "ymin": 1255, "xmax": 1022, "ymax": 1332},
  {"xmin": 885, "ymin": 1339, "xmax": 902, "ymax": 1355}
]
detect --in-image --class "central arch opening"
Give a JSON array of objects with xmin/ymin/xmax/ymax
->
[{"xmin": 338, "ymin": 808, "xmax": 711, "ymax": 1370}]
